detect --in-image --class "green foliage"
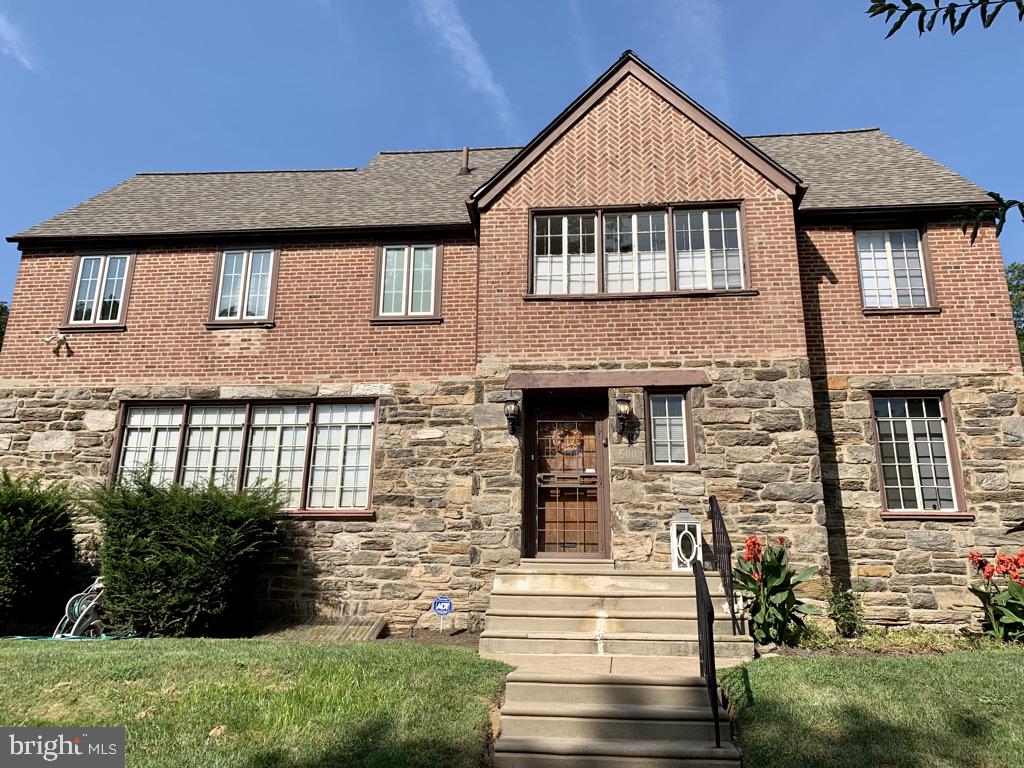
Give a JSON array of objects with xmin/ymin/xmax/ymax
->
[
  {"xmin": 0, "ymin": 471, "xmax": 76, "ymax": 635},
  {"xmin": 733, "ymin": 536, "xmax": 821, "ymax": 645},
  {"xmin": 86, "ymin": 472, "xmax": 283, "ymax": 637},
  {"xmin": 824, "ymin": 578, "xmax": 866, "ymax": 638},
  {"xmin": 968, "ymin": 550, "xmax": 1024, "ymax": 642},
  {"xmin": 795, "ymin": 624, "xmax": 1002, "ymax": 653},
  {"xmin": 1006, "ymin": 262, "xmax": 1024, "ymax": 363},
  {"xmin": 868, "ymin": 0, "xmax": 1024, "ymax": 38},
  {"xmin": 0, "ymin": 301, "xmax": 8, "ymax": 351}
]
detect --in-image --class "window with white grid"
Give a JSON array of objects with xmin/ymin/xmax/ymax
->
[
  {"xmin": 307, "ymin": 403, "xmax": 375, "ymax": 510},
  {"xmin": 604, "ymin": 212, "xmax": 669, "ymax": 293},
  {"xmin": 215, "ymin": 249, "xmax": 275, "ymax": 320},
  {"xmin": 181, "ymin": 406, "xmax": 246, "ymax": 487},
  {"xmin": 856, "ymin": 230, "xmax": 928, "ymax": 308},
  {"xmin": 69, "ymin": 253, "xmax": 131, "ymax": 325},
  {"xmin": 674, "ymin": 208, "xmax": 743, "ymax": 290},
  {"xmin": 873, "ymin": 396, "xmax": 957, "ymax": 512},
  {"xmin": 244, "ymin": 404, "xmax": 309, "ymax": 508},
  {"xmin": 648, "ymin": 393, "xmax": 688, "ymax": 464},
  {"xmin": 533, "ymin": 214, "xmax": 597, "ymax": 295},
  {"xmin": 119, "ymin": 406, "xmax": 183, "ymax": 484}
]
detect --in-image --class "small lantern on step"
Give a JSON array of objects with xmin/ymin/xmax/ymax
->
[{"xmin": 670, "ymin": 507, "xmax": 703, "ymax": 572}]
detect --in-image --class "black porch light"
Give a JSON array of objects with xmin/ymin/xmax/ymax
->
[
  {"xmin": 504, "ymin": 394, "xmax": 521, "ymax": 434},
  {"xmin": 615, "ymin": 394, "xmax": 633, "ymax": 437}
]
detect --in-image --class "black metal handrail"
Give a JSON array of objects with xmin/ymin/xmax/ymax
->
[
  {"xmin": 693, "ymin": 559, "xmax": 721, "ymax": 748},
  {"xmin": 708, "ymin": 495, "xmax": 738, "ymax": 634}
]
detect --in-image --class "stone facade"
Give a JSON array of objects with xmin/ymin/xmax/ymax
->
[{"xmin": 817, "ymin": 373, "xmax": 1024, "ymax": 627}]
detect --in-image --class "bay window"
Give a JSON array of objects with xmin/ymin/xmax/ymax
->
[{"xmin": 117, "ymin": 400, "xmax": 376, "ymax": 515}]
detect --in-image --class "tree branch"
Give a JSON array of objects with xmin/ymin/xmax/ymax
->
[{"xmin": 867, "ymin": 0, "xmax": 1024, "ymax": 37}]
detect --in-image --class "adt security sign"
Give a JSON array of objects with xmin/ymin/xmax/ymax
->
[{"xmin": 433, "ymin": 595, "xmax": 453, "ymax": 632}]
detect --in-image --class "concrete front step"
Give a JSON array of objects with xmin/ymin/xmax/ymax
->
[
  {"xmin": 493, "ymin": 569, "xmax": 725, "ymax": 594},
  {"xmin": 479, "ymin": 630, "xmax": 754, "ymax": 659},
  {"xmin": 489, "ymin": 591, "xmax": 703, "ymax": 614},
  {"xmin": 517, "ymin": 558, "xmax": 616, "ymax": 573},
  {"xmin": 485, "ymin": 609, "xmax": 700, "ymax": 634},
  {"xmin": 504, "ymin": 671, "xmax": 713, "ymax": 708},
  {"xmin": 499, "ymin": 702, "xmax": 725, "ymax": 741},
  {"xmin": 494, "ymin": 737, "xmax": 741, "ymax": 768}
]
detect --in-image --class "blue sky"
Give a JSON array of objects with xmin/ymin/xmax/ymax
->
[{"xmin": 1, "ymin": 0, "xmax": 1021, "ymax": 301}]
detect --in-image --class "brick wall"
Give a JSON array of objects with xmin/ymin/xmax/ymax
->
[{"xmin": 0, "ymin": 238, "xmax": 480, "ymax": 385}]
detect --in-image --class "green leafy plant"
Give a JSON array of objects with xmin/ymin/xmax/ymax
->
[
  {"xmin": 868, "ymin": 0, "xmax": 1024, "ymax": 38},
  {"xmin": 733, "ymin": 535, "xmax": 821, "ymax": 645},
  {"xmin": 968, "ymin": 549, "xmax": 1024, "ymax": 642},
  {"xmin": 0, "ymin": 470, "xmax": 76, "ymax": 635},
  {"xmin": 86, "ymin": 471, "xmax": 283, "ymax": 637},
  {"xmin": 825, "ymin": 578, "xmax": 866, "ymax": 638}
]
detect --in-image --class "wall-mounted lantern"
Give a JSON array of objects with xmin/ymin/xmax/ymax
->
[
  {"xmin": 615, "ymin": 394, "xmax": 633, "ymax": 439},
  {"xmin": 504, "ymin": 395, "xmax": 521, "ymax": 435},
  {"xmin": 670, "ymin": 507, "xmax": 703, "ymax": 572}
]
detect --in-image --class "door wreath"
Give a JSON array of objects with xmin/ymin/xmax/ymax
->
[{"xmin": 553, "ymin": 425, "xmax": 584, "ymax": 456}]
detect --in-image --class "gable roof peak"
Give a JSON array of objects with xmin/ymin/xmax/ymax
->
[{"xmin": 470, "ymin": 49, "xmax": 803, "ymax": 210}]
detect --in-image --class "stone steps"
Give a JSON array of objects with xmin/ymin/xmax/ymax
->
[
  {"xmin": 499, "ymin": 702, "xmax": 725, "ymax": 741},
  {"xmin": 492, "ymin": 569, "xmax": 726, "ymax": 593},
  {"xmin": 517, "ymin": 558, "xmax": 616, "ymax": 572},
  {"xmin": 494, "ymin": 738, "xmax": 742, "ymax": 768},
  {"xmin": 480, "ymin": 630, "xmax": 753, "ymax": 658},
  {"xmin": 504, "ymin": 670, "xmax": 712, "ymax": 708},
  {"xmin": 485, "ymin": 609, "xmax": 700, "ymax": 635}
]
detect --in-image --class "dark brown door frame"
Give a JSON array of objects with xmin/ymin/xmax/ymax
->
[{"xmin": 522, "ymin": 390, "xmax": 611, "ymax": 559}]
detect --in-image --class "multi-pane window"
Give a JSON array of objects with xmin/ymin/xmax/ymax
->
[
  {"xmin": 647, "ymin": 393, "xmax": 689, "ymax": 465},
  {"xmin": 379, "ymin": 245, "xmax": 438, "ymax": 316},
  {"xmin": 215, "ymin": 249, "xmax": 275, "ymax": 320},
  {"xmin": 117, "ymin": 401, "xmax": 375, "ymax": 513},
  {"xmin": 873, "ymin": 396, "xmax": 957, "ymax": 512},
  {"xmin": 856, "ymin": 230, "xmax": 928, "ymax": 308},
  {"xmin": 674, "ymin": 208, "xmax": 743, "ymax": 290},
  {"xmin": 604, "ymin": 212, "xmax": 669, "ymax": 293},
  {"xmin": 533, "ymin": 215, "xmax": 597, "ymax": 294},
  {"xmin": 69, "ymin": 254, "xmax": 131, "ymax": 324}
]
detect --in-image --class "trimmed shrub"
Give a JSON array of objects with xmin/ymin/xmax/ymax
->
[
  {"xmin": 87, "ymin": 472, "xmax": 283, "ymax": 637},
  {"xmin": 0, "ymin": 471, "xmax": 76, "ymax": 635}
]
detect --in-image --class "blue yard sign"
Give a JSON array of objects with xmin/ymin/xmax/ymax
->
[{"xmin": 432, "ymin": 595, "xmax": 453, "ymax": 617}]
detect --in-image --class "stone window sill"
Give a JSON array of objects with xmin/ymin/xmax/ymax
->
[
  {"xmin": 370, "ymin": 316, "xmax": 444, "ymax": 326},
  {"xmin": 644, "ymin": 463, "xmax": 700, "ymax": 473},
  {"xmin": 879, "ymin": 511, "xmax": 973, "ymax": 522},
  {"xmin": 279, "ymin": 509, "xmax": 375, "ymax": 521},
  {"xmin": 205, "ymin": 321, "xmax": 276, "ymax": 330},
  {"xmin": 522, "ymin": 289, "xmax": 759, "ymax": 302},
  {"xmin": 58, "ymin": 324, "xmax": 127, "ymax": 334},
  {"xmin": 862, "ymin": 307, "xmax": 941, "ymax": 317}
]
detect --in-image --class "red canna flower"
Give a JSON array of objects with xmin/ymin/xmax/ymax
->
[
  {"xmin": 752, "ymin": 569, "xmax": 761, "ymax": 582},
  {"xmin": 983, "ymin": 564, "xmax": 996, "ymax": 581},
  {"xmin": 777, "ymin": 536, "xmax": 786, "ymax": 547},
  {"xmin": 995, "ymin": 554, "xmax": 1015, "ymax": 575},
  {"xmin": 968, "ymin": 550, "xmax": 985, "ymax": 568},
  {"xmin": 743, "ymin": 536, "xmax": 763, "ymax": 565}
]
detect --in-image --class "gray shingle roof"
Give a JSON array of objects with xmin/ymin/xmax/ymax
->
[
  {"xmin": 10, "ymin": 129, "xmax": 991, "ymax": 241},
  {"xmin": 748, "ymin": 128, "xmax": 992, "ymax": 210}
]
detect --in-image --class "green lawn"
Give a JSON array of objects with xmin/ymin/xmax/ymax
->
[
  {"xmin": 0, "ymin": 639, "xmax": 510, "ymax": 768},
  {"xmin": 721, "ymin": 649, "xmax": 1024, "ymax": 768}
]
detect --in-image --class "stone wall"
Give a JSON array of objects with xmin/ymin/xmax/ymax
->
[{"xmin": 817, "ymin": 373, "xmax": 1024, "ymax": 628}]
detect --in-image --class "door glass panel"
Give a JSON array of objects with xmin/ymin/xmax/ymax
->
[{"xmin": 535, "ymin": 418, "xmax": 601, "ymax": 555}]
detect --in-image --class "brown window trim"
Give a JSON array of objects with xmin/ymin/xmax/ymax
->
[
  {"xmin": 63, "ymin": 250, "xmax": 137, "ymax": 329},
  {"xmin": 371, "ymin": 243, "xmax": 444, "ymax": 322},
  {"xmin": 207, "ymin": 245, "xmax": 281, "ymax": 327},
  {"xmin": 110, "ymin": 397, "xmax": 378, "ymax": 520},
  {"xmin": 869, "ymin": 390, "xmax": 970, "ymax": 521},
  {"xmin": 853, "ymin": 226, "xmax": 940, "ymax": 313},
  {"xmin": 527, "ymin": 202, "xmax": 750, "ymax": 298},
  {"xmin": 642, "ymin": 388, "xmax": 698, "ymax": 472}
]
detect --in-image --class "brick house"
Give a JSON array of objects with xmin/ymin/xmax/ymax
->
[{"xmin": 3, "ymin": 50, "xmax": 1021, "ymax": 633}]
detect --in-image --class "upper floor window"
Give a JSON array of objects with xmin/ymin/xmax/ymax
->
[
  {"xmin": 856, "ymin": 229, "xmax": 929, "ymax": 309},
  {"xmin": 378, "ymin": 245, "xmax": 439, "ymax": 317},
  {"xmin": 214, "ymin": 248, "xmax": 276, "ymax": 322},
  {"xmin": 530, "ymin": 206, "xmax": 744, "ymax": 296},
  {"xmin": 68, "ymin": 253, "xmax": 131, "ymax": 326}
]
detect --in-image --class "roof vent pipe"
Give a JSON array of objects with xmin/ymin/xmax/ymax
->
[{"xmin": 458, "ymin": 146, "xmax": 470, "ymax": 175}]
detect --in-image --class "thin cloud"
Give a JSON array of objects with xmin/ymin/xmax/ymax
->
[
  {"xmin": 568, "ymin": 0, "xmax": 597, "ymax": 79},
  {"xmin": 650, "ymin": 0, "xmax": 731, "ymax": 119},
  {"xmin": 415, "ymin": 0, "xmax": 519, "ymax": 139},
  {"xmin": 0, "ymin": 11, "xmax": 32, "ymax": 70}
]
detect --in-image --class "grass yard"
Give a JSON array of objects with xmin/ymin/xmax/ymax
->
[
  {"xmin": 0, "ymin": 638, "xmax": 510, "ymax": 768},
  {"xmin": 721, "ymin": 649, "xmax": 1024, "ymax": 768}
]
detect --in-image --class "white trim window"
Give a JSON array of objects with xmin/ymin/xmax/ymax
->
[
  {"xmin": 245, "ymin": 404, "xmax": 310, "ymax": 508},
  {"xmin": 533, "ymin": 215, "xmax": 597, "ymax": 295},
  {"xmin": 118, "ymin": 406, "xmax": 183, "ymax": 484},
  {"xmin": 648, "ymin": 393, "xmax": 688, "ymax": 464},
  {"xmin": 674, "ymin": 208, "xmax": 743, "ymax": 290},
  {"xmin": 307, "ymin": 403, "xmax": 375, "ymax": 510},
  {"xmin": 604, "ymin": 212, "xmax": 669, "ymax": 293},
  {"xmin": 856, "ymin": 229, "xmax": 928, "ymax": 308},
  {"xmin": 181, "ymin": 406, "xmax": 247, "ymax": 488},
  {"xmin": 873, "ymin": 396, "xmax": 956, "ymax": 512},
  {"xmin": 379, "ymin": 245, "xmax": 438, "ymax": 316},
  {"xmin": 216, "ymin": 248, "xmax": 275, "ymax": 320},
  {"xmin": 70, "ymin": 254, "xmax": 131, "ymax": 324}
]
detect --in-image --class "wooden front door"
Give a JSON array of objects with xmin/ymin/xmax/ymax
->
[{"xmin": 526, "ymin": 403, "xmax": 610, "ymax": 558}]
